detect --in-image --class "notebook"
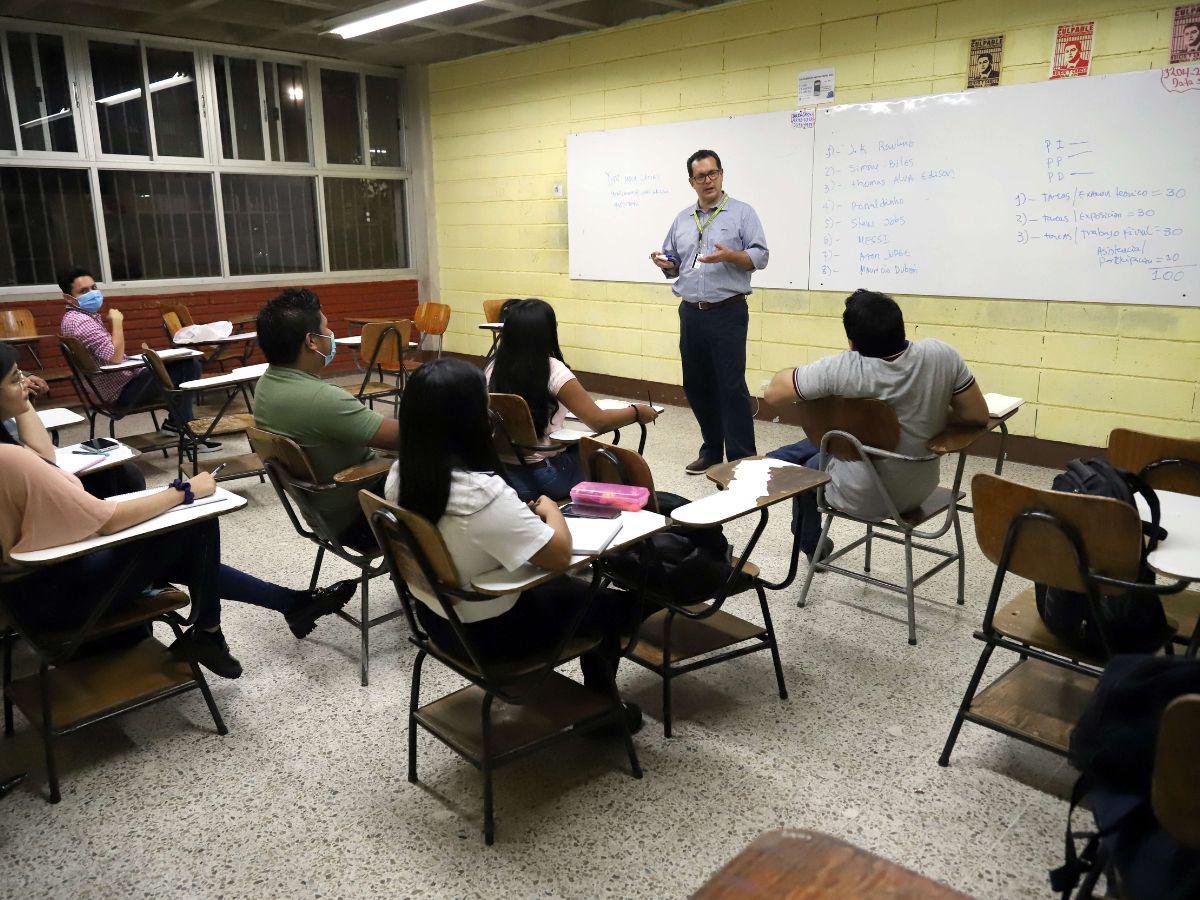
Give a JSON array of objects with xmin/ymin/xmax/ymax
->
[
  {"xmin": 984, "ymin": 393, "xmax": 1024, "ymax": 418},
  {"xmin": 566, "ymin": 516, "xmax": 624, "ymax": 555}
]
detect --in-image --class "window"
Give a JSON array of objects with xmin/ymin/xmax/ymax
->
[
  {"xmin": 366, "ymin": 75, "xmax": 402, "ymax": 168},
  {"xmin": 214, "ymin": 55, "xmax": 265, "ymax": 161},
  {"xmin": 0, "ymin": 59, "xmax": 14, "ymax": 152},
  {"xmin": 324, "ymin": 177, "xmax": 407, "ymax": 270},
  {"xmin": 89, "ymin": 41, "xmax": 203, "ymax": 158},
  {"xmin": 320, "ymin": 69, "xmax": 362, "ymax": 165},
  {"xmin": 99, "ymin": 170, "xmax": 220, "ymax": 280},
  {"xmin": 214, "ymin": 56, "xmax": 311, "ymax": 164},
  {"xmin": 221, "ymin": 174, "xmax": 319, "ymax": 275},
  {"xmin": 265, "ymin": 62, "xmax": 309, "ymax": 163},
  {"xmin": 6, "ymin": 32, "xmax": 77, "ymax": 153},
  {"xmin": 0, "ymin": 167, "xmax": 99, "ymax": 287}
]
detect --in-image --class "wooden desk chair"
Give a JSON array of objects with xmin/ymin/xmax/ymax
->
[
  {"xmin": 0, "ymin": 308, "xmax": 71, "ymax": 384},
  {"xmin": 159, "ymin": 302, "xmax": 252, "ymax": 372},
  {"xmin": 359, "ymin": 490, "xmax": 641, "ymax": 845},
  {"xmin": 579, "ymin": 437, "xmax": 790, "ymax": 737},
  {"xmin": 140, "ymin": 347, "xmax": 262, "ymax": 482},
  {"xmin": 412, "ymin": 301, "xmax": 451, "ymax": 362},
  {"xmin": 58, "ymin": 337, "xmax": 173, "ymax": 457},
  {"xmin": 488, "ymin": 392, "xmax": 575, "ymax": 498},
  {"xmin": 246, "ymin": 428, "xmax": 398, "ymax": 686},
  {"xmin": 0, "ymin": 569, "xmax": 226, "ymax": 804},
  {"xmin": 939, "ymin": 474, "xmax": 1188, "ymax": 765},
  {"xmin": 355, "ymin": 321, "xmax": 411, "ymax": 412},
  {"xmin": 791, "ymin": 397, "xmax": 968, "ymax": 646},
  {"xmin": 1153, "ymin": 694, "xmax": 1200, "ymax": 852}
]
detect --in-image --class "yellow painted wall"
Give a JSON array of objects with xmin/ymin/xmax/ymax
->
[{"xmin": 428, "ymin": 0, "xmax": 1200, "ymax": 447}]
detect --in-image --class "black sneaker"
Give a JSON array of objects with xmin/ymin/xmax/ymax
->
[
  {"xmin": 685, "ymin": 455, "xmax": 719, "ymax": 475},
  {"xmin": 805, "ymin": 538, "xmax": 834, "ymax": 570},
  {"xmin": 582, "ymin": 702, "xmax": 643, "ymax": 738},
  {"xmin": 170, "ymin": 627, "xmax": 242, "ymax": 679},
  {"xmin": 286, "ymin": 579, "xmax": 356, "ymax": 639}
]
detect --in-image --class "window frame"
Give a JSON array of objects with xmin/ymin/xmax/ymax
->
[
  {"xmin": 0, "ymin": 17, "xmax": 422, "ymax": 297},
  {"xmin": 0, "ymin": 22, "xmax": 88, "ymax": 162}
]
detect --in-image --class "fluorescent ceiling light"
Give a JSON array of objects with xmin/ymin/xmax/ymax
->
[
  {"xmin": 325, "ymin": 0, "xmax": 482, "ymax": 40},
  {"xmin": 97, "ymin": 73, "xmax": 193, "ymax": 107}
]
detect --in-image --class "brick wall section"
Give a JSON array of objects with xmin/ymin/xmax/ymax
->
[
  {"xmin": 428, "ymin": 0, "xmax": 1200, "ymax": 448},
  {"xmin": 10, "ymin": 279, "xmax": 417, "ymax": 402}
]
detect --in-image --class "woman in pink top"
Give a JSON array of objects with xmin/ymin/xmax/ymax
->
[
  {"xmin": 485, "ymin": 299, "xmax": 659, "ymax": 501},
  {"xmin": 0, "ymin": 345, "xmax": 354, "ymax": 679}
]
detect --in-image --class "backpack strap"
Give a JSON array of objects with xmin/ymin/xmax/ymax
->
[
  {"xmin": 1123, "ymin": 469, "xmax": 1167, "ymax": 552},
  {"xmin": 1051, "ymin": 775, "xmax": 1098, "ymax": 898}
]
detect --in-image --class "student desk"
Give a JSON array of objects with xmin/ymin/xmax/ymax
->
[
  {"xmin": 548, "ymin": 399, "xmax": 666, "ymax": 454},
  {"xmin": 479, "ymin": 321, "xmax": 503, "ymax": 356},
  {"xmin": 174, "ymin": 364, "xmax": 269, "ymax": 482},
  {"xmin": 1137, "ymin": 489, "xmax": 1200, "ymax": 655},
  {"xmin": 99, "ymin": 347, "xmax": 203, "ymax": 373},
  {"xmin": 693, "ymin": 829, "xmax": 970, "ymax": 899},
  {"xmin": 471, "ymin": 509, "xmax": 669, "ymax": 596},
  {"xmin": 674, "ymin": 456, "xmax": 829, "ymax": 528},
  {"xmin": 0, "ymin": 332, "xmax": 54, "ymax": 369},
  {"xmin": 55, "ymin": 440, "xmax": 140, "ymax": 477},
  {"xmin": 927, "ymin": 400, "xmax": 1026, "ymax": 514},
  {"xmin": 36, "ymin": 408, "xmax": 86, "ymax": 446},
  {"xmin": 172, "ymin": 330, "xmax": 257, "ymax": 347}
]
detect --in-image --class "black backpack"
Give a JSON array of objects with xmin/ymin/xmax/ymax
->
[
  {"xmin": 1052, "ymin": 655, "xmax": 1200, "ymax": 899},
  {"xmin": 1036, "ymin": 458, "xmax": 1171, "ymax": 656}
]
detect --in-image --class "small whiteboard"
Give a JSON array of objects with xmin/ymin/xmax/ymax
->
[
  {"xmin": 567, "ymin": 110, "xmax": 814, "ymax": 289},
  {"xmin": 809, "ymin": 69, "xmax": 1200, "ymax": 305}
]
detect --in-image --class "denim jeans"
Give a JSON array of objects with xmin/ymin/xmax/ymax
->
[
  {"xmin": 504, "ymin": 445, "xmax": 584, "ymax": 503},
  {"xmin": 765, "ymin": 438, "xmax": 825, "ymax": 554},
  {"xmin": 12, "ymin": 518, "xmax": 305, "ymax": 633},
  {"xmin": 117, "ymin": 357, "xmax": 203, "ymax": 425}
]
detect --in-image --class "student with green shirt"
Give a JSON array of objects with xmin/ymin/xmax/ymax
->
[{"xmin": 253, "ymin": 288, "xmax": 401, "ymax": 545}]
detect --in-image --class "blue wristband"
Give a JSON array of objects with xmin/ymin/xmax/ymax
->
[{"xmin": 169, "ymin": 478, "xmax": 194, "ymax": 505}]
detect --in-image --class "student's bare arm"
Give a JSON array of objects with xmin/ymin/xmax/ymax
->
[
  {"xmin": 949, "ymin": 381, "xmax": 989, "ymax": 427},
  {"xmin": 367, "ymin": 417, "xmax": 400, "ymax": 451},
  {"xmin": 557, "ymin": 379, "xmax": 657, "ymax": 432},
  {"xmin": 763, "ymin": 368, "xmax": 798, "ymax": 407}
]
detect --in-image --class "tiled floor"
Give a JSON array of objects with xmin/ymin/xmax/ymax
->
[{"xmin": 0, "ymin": 396, "xmax": 1074, "ymax": 898}]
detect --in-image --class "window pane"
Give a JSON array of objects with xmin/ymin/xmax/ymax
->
[
  {"xmin": 90, "ymin": 41, "xmax": 150, "ymax": 156},
  {"xmin": 8, "ymin": 32, "xmax": 77, "ymax": 153},
  {"xmin": 323, "ymin": 177, "xmax": 407, "ymax": 271},
  {"xmin": 320, "ymin": 69, "xmax": 361, "ymax": 165},
  {"xmin": 221, "ymin": 174, "xmax": 319, "ymax": 275},
  {"xmin": 146, "ymin": 47, "xmax": 202, "ymax": 158},
  {"xmin": 262, "ymin": 63, "xmax": 279, "ymax": 163},
  {"xmin": 0, "ymin": 167, "xmax": 98, "ymax": 287},
  {"xmin": 213, "ymin": 55, "xmax": 264, "ymax": 161},
  {"xmin": 276, "ymin": 64, "xmax": 309, "ymax": 163},
  {"xmin": 99, "ymin": 170, "xmax": 219, "ymax": 280},
  {"xmin": 0, "ymin": 56, "xmax": 14, "ymax": 151},
  {"xmin": 366, "ymin": 75, "xmax": 402, "ymax": 168}
]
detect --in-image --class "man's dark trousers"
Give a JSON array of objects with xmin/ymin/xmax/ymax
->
[{"xmin": 678, "ymin": 297, "xmax": 756, "ymax": 463}]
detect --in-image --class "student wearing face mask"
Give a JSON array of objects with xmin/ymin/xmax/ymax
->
[
  {"xmin": 252, "ymin": 288, "xmax": 401, "ymax": 547},
  {"xmin": 58, "ymin": 266, "xmax": 212, "ymax": 447}
]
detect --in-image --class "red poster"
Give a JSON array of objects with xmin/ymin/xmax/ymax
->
[
  {"xmin": 1051, "ymin": 22, "xmax": 1095, "ymax": 79},
  {"xmin": 1171, "ymin": 5, "xmax": 1200, "ymax": 63}
]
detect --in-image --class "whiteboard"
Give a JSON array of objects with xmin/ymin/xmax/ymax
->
[
  {"xmin": 809, "ymin": 68, "xmax": 1200, "ymax": 305},
  {"xmin": 567, "ymin": 110, "xmax": 814, "ymax": 288}
]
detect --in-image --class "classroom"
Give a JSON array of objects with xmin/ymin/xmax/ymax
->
[{"xmin": 1, "ymin": 0, "xmax": 1198, "ymax": 897}]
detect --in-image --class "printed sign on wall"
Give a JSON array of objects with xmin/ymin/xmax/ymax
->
[
  {"xmin": 1172, "ymin": 5, "xmax": 1200, "ymax": 63},
  {"xmin": 967, "ymin": 35, "xmax": 1004, "ymax": 88},
  {"xmin": 1051, "ymin": 22, "xmax": 1095, "ymax": 79}
]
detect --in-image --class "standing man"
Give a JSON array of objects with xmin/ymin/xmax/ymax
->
[{"xmin": 650, "ymin": 150, "xmax": 768, "ymax": 473}]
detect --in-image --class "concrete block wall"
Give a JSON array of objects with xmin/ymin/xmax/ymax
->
[{"xmin": 428, "ymin": 0, "xmax": 1200, "ymax": 447}]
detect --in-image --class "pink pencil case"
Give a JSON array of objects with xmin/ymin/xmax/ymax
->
[{"xmin": 570, "ymin": 482, "xmax": 649, "ymax": 512}]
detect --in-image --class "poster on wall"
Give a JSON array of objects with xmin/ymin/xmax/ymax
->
[
  {"xmin": 1171, "ymin": 5, "xmax": 1200, "ymax": 63},
  {"xmin": 797, "ymin": 67, "xmax": 835, "ymax": 106},
  {"xmin": 967, "ymin": 35, "xmax": 1004, "ymax": 88},
  {"xmin": 1050, "ymin": 22, "xmax": 1095, "ymax": 78}
]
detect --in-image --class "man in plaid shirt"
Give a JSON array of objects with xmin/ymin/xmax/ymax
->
[{"xmin": 58, "ymin": 267, "xmax": 209, "ymax": 443}]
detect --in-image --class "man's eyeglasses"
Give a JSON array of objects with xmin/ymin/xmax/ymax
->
[{"xmin": 690, "ymin": 169, "xmax": 722, "ymax": 183}]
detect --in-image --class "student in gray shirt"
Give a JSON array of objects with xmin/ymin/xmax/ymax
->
[{"xmin": 763, "ymin": 290, "xmax": 989, "ymax": 562}]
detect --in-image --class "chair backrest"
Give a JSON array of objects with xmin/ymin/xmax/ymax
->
[
  {"xmin": 59, "ymin": 335, "xmax": 100, "ymax": 376},
  {"xmin": 0, "ymin": 308, "xmax": 36, "ymax": 338},
  {"xmin": 414, "ymin": 302, "xmax": 451, "ymax": 336},
  {"xmin": 139, "ymin": 345, "xmax": 176, "ymax": 391},
  {"xmin": 489, "ymin": 392, "xmax": 541, "ymax": 451},
  {"xmin": 1152, "ymin": 694, "xmax": 1200, "ymax": 850},
  {"xmin": 1108, "ymin": 428, "xmax": 1200, "ymax": 497},
  {"xmin": 482, "ymin": 299, "xmax": 507, "ymax": 324},
  {"xmin": 578, "ymin": 436, "xmax": 658, "ymax": 512},
  {"xmin": 972, "ymin": 473, "xmax": 1143, "ymax": 593},
  {"xmin": 794, "ymin": 397, "xmax": 900, "ymax": 461},
  {"xmin": 246, "ymin": 426, "xmax": 322, "ymax": 484},
  {"xmin": 360, "ymin": 320, "xmax": 411, "ymax": 371},
  {"xmin": 359, "ymin": 490, "xmax": 462, "ymax": 602}
]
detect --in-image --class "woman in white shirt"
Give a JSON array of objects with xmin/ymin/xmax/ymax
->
[
  {"xmin": 485, "ymin": 299, "xmax": 658, "ymax": 501},
  {"xmin": 385, "ymin": 358, "xmax": 644, "ymax": 731}
]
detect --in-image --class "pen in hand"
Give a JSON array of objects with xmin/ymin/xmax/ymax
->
[
  {"xmin": 209, "ymin": 462, "xmax": 229, "ymax": 478},
  {"xmin": 646, "ymin": 388, "xmax": 656, "ymax": 426}
]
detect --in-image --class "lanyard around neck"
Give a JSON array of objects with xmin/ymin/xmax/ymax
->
[{"xmin": 692, "ymin": 194, "xmax": 729, "ymax": 236}]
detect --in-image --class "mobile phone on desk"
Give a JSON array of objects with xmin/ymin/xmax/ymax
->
[
  {"xmin": 561, "ymin": 502, "xmax": 621, "ymax": 520},
  {"xmin": 80, "ymin": 437, "xmax": 119, "ymax": 452}
]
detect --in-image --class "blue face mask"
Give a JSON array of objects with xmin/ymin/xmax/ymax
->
[
  {"xmin": 310, "ymin": 331, "xmax": 336, "ymax": 366},
  {"xmin": 76, "ymin": 289, "xmax": 103, "ymax": 312}
]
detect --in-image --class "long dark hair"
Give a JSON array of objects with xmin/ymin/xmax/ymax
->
[
  {"xmin": 487, "ymin": 298, "xmax": 566, "ymax": 437},
  {"xmin": 398, "ymin": 358, "xmax": 503, "ymax": 523},
  {"xmin": 0, "ymin": 344, "xmax": 21, "ymax": 446}
]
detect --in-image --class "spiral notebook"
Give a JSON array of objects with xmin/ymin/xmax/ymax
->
[{"xmin": 566, "ymin": 516, "xmax": 624, "ymax": 555}]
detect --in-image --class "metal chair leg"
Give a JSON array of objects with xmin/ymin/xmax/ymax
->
[
  {"xmin": 939, "ymin": 642, "xmax": 996, "ymax": 766},
  {"xmin": 408, "ymin": 650, "xmax": 426, "ymax": 783},
  {"xmin": 661, "ymin": 610, "xmax": 675, "ymax": 737},
  {"xmin": 308, "ymin": 547, "xmax": 325, "ymax": 593},
  {"xmin": 169, "ymin": 619, "xmax": 227, "ymax": 736},
  {"xmin": 359, "ymin": 573, "xmax": 370, "ymax": 687},
  {"xmin": 864, "ymin": 524, "xmax": 874, "ymax": 572},
  {"xmin": 3, "ymin": 629, "xmax": 12, "ymax": 735},
  {"xmin": 481, "ymin": 693, "xmax": 495, "ymax": 845},
  {"xmin": 757, "ymin": 584, "xmax": 788, "ymax": 700},
  {"xmin": 600, "ymin": 654, "xmax": 642, "ymax": 779},
  {"xmin": 953, "ymin": 512, "xmax": 966, "ymax": 606},
  {"xmin": 39, "ymin": 665, "xmax": 60, "ymax": 804},
  {"xmin": 796, "ymin": 513, "xmax": 834, "ymax": 608},
  {"xmin": 904, "ymin": 531, "xmax": 917, "ymax": 646}
]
